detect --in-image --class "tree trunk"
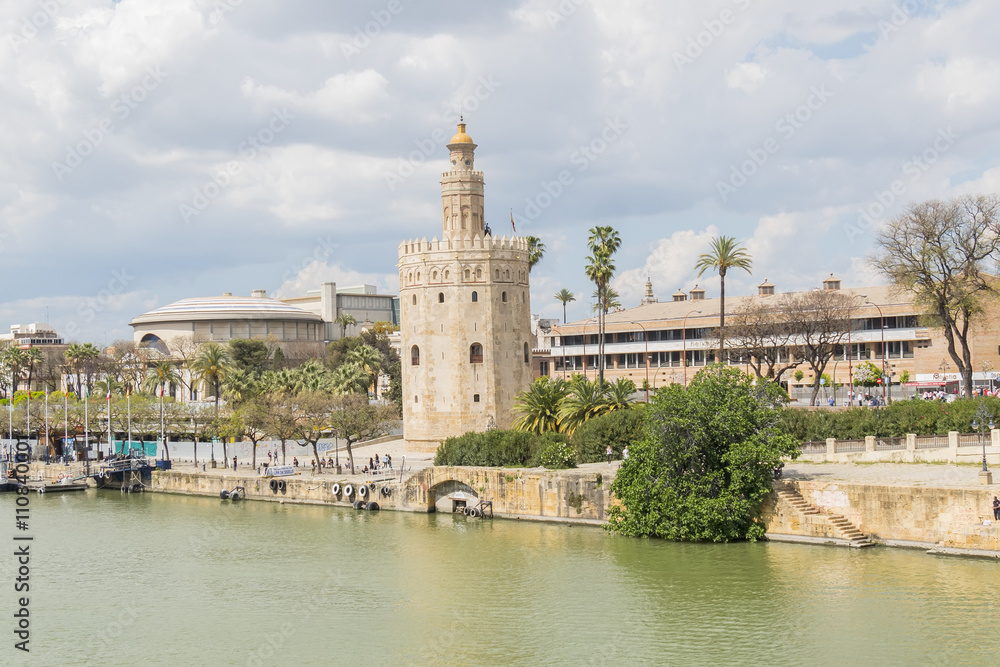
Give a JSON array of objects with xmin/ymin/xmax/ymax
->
[
  {"xmin": 193, "ymin": 439, "xmax": 198, "ymax": 468},
  {"xmin": 251, "ymin": 441, "xmax": 257, "ymax": 469},
  {"xmin": 718, "ymin": 271, "xmax": 727, "ymax": 361},
  {"xmin": 346, "ymin": 439, "xmax": 356, "ymax": 474},
  {"xmin": 311, "ymin": 441, "xmax": 322, "ymax": 473},
  {"xmin": 281, "ymin": 442, "xmax": 287, "ymax": 465}
]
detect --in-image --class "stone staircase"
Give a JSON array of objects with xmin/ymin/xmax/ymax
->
[{"xmin": 774, "ymin": 488, "xmax": 874, "ymax": 548}]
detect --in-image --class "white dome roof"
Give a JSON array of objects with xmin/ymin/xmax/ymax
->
[{"xmin": 130, "ymin": 296, "xmax": 322, "ymax": 326}]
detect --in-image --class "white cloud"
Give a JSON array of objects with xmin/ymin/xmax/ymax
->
[
  {"xmin": 274, "ymin": 260, "xmax": 396, "ymax": 299},
  {"xmin": 240, "ymin": 70, "xmax": 391, "ymax": 123},
  {"xmin": 726, "ymin": 62, "xmax": 771, "ymax": 93},
  {"xmin": 615, "ymin": 227, "xmax": 720, "ymax": 305}
]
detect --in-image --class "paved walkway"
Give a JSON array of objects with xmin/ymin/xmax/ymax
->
[{"xmin": 784, "ymin": 462, "xmax": 992, "ymax": 488}]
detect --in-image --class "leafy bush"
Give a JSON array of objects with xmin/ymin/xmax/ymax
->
[
  {"xmin": 434, "ymin": 430, "xmax": 567, "ymax": 467},
  {"xmin": 570, "ymin": 407, "xmax": 647, "ymax": 463},
  {"xmin": 538, "ymin": 441, "xmax": 576, "ymax": 469}
]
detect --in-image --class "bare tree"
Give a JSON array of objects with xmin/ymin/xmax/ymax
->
[
  {"xmin": 723, "ymin": 300, "xmax": 799, "ymax": 383},
  {"xmin": 326, "ymin": 393, "xmax": 399, "ymax": 475},
  {"xmin": 781, "ymin": 289, "xmax": 854, "ymax": 406},
  {"xmin": 871, "ymin": 194, "xmax": 1000, "ymax": 399}
]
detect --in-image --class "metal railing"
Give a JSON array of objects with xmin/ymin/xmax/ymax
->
[
  {"xmin": 958, "ymin": 434, "xmax": 981, "ymax": 447},
  {"xmin": 915, "ymin": 435, "xmax": 948, "ymax": 449},
  {"xmin": 800, "ymin": 441, "xmax": 827, "ymax": 455},
  {"xmin": 834, "ymin": 439, "xmax": 866, "ymax": 453},
  {"xmin": 875, "ymin": 437, "xmax": 905, "ymax": 451}
]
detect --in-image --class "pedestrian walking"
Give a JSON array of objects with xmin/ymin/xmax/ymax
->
[
  {"xmin": 993, "ymin": 496, "xmax": 1000, "ymax": 521},
  {"xmin": 232, "ymin": 455, "xmax": 237, "ymax": 470},
  {"xmin": 622, "ymin": 445, "xmax": 629, "ymax": 461},
  {"xmin": 606, "ymin": 445, "xmax": 612, "ymax": 464}
]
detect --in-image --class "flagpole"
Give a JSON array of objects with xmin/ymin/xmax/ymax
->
[
  {"xmin": 84, "ymin": 388, "xmax": 89, "ymax": 465},
  {"xmin": 107, "ymin": 383, "xmax": 112, "ymax": 458},
  {"xmin": 64, "ymin": 390, "xmax": 68, "ymax": 465},
  {"xmin": 127, "ymin": 386, "xmax": 132, "ymax": 453},
  {"xmin": 45, "ymin": 389, "xmax": 49, "ymax": 465}
]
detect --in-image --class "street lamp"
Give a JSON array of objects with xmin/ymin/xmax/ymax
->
[
  {"xmin": 971, "ymin": 400, "xmax": 994, "ymax": 474},
  {"xmin": 864, "ymin": 299, "xmax": 887, "ymax": 403},
  {"xmin": 629, "ymin": 321, "xmax": 651, "ymax": 402},
  {"xmin": 682, "ymin": 309, "xmax": 702, "ymax": 387}
]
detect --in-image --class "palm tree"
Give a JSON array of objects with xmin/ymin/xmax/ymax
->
[
  {"xmin": 585, "ymin": 226, "xmax": 621, "ymax": 384},
  {"xmin": 554, "ymin": 289, "xmax": 576, "ymax": 323},
  {"xmin": 335, "ymin": 313, "xmax": 357, "ymax": 339},
  {"xmin": 22, "ymin": 347, "xmax": 43, "ymax": 393},
  {"xmin": 605, "ymin": 377, "xmax": 637, "ymax": 410},
  {"xmin": 222, "ymin": 368, "xmax": 260, "ymax": 405},
  {"xmin": 291, "ymin": 360, "xmax": 333, "ymax": 394},
  {"xmin": 526, "ymin": 236, "xmax": 546, "ymax": 272},
  {"xmin": 557, "ymin": 377, "xmax": 611, "ymax": 435},
  {"xmin": 512, "ymin": 377, "xmax": 567, "ymax": 434},
  {"xmin": 694, "ymin": 235, "xmax": 753, "ymax": 360},
  {"xmin": 330, "ymin": 362, "xmax": 368, "ymax": 395},
  {"xmin": 64, "ymin": 343, "xmax": 101, "ymax": 397},
  {"xmin": 347, "ymin": 344, "xmax": 383, "ymax": 398},
  {"xmin": 1, "ymin": 345, "xmax": 27, "ymax": 396},
  {"xmin": 143, "ymin": 360, "xmax": 182, "ymax": 460},
  {"xmin": 190, "ymin": 342, "xmax": 232, "ymax": 417},
  {"xmin": 592, "ymin": 285, "xmax": 621, "ymax": 313}
]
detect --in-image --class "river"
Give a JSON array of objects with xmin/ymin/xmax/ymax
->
[{"xmin": 2, "ymin": 490, "xmax": 998, "ymax": 665}]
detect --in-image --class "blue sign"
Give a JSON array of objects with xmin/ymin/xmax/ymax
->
[{"xmin": 266, "ymin": 465, "xmax": 295, "ymax": 477}]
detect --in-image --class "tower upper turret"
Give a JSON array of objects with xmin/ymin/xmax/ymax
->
[{"xmin": 441, "ymin": 119, "xmax": 485, "ymax": 239}]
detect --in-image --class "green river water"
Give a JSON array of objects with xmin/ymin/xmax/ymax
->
[{"xmin": 2, "ymin": 489, "xmax": 999, "ymax": 666}]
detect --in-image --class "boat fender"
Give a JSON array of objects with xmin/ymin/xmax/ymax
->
[
  {"xmin": 331, "ymin": 483, "xmax": 341, "ymax": 496},
  {"xmin": 232, "ymin": 489, "xmax": 242, "ymax": 501},
  {"xmin": 344, "ymin": 484, "xmax": 354, "ymax": 497},
  {"xmin": 269, "ymin": 479, "xmax": 278, "ymax": 493},
  {"xmin": 220, "ymin": 489, "xmax": 230, "ymax": 500},
  {"xmin": 359, "ymin": 485, "xmax": 369, "ymax": 499},
  {"xmin": 365, "ymin": 502, "xmax": 380, "ymax": 511},
  {"xmin": 278, "ymin": 480, "xmax": 287, "ymax": 493},
  {"xmin": 353, "ymin": 500, "xmax": 365, "ymax": 510},
  {"xmin": 369, "ymin": 482, "xmax": 376, "ymax": 491}
]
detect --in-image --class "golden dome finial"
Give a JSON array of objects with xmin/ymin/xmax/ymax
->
[{"xmin": 449, "ymin": 119, "xmax": 474, "ymax": 145}]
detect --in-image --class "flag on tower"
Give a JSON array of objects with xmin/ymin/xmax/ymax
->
[{"xmin": 510, "ymin": 210, "xmax": 516, "ymax": 233}]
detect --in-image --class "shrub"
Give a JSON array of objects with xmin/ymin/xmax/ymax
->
[
  {"xmin": 570, "ymin": 407, "xmax": 647, "ymax": 463},
  {"xmin": 538, "ymin": 441, "xmax": 576, "ymax": 469},
  {"xmin": 434, "ymin": 430, "xmax": 566, "ymax": 467}
]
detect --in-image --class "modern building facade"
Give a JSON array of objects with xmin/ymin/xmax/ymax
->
[
  {"xmin": 399, "ymin": 122, "xmax": 534, "ymax": 451},
  {"xmin": 538, "ymin": 276, "xmax": 1000, "ymax": 400},
  {"xmin": 281, "ymin": 282, "xmax": 399, "ymax": 341}
]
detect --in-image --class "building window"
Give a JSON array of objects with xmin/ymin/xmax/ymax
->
[
  {"xmin": 438, "ymin": 292, "xmax": 445, "ymax": 303},
  {"xmin": 523, "ymin": 342, "xmax": 530, "ymax": 364},
  {"xmin": 465, "ymin": 268, "xmax": 471, "ymax": 280},
  {"xmin": 411, "ymin": 345, "xmax": 420, "ymax": 366},
  {"xmin": 502, "ymin": 291, "xmax": 508, "ymax": 303},
  {"xmin": 472, "ymin": 291, "xmax": 478, "ymax": 302},
  {"xmin": 432, "ymin": 270, "xmax": 438, "ymax": 281},
  {"xmin": 412, "ymin": 294, "xmax": 416, "ymax": 305},
  {"xmin": 473, "ymin": 394, "xmax": 480, "ymax": 403},
  {"xmin": 470, "ymin": 344, "xmax": 484, "ymax": 364},
  {"xmin": 414, "ymin": 395, "xmax": 418, "ymax": 403},
  {"xmin": 476, "ymin": 268, "xmax": 483, "ymax": 279}
]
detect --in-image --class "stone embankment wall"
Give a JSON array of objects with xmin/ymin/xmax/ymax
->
[
  {"xmin": 798, "ymin": 431, "xmax": 1000, "ymax": 464},
  {"xmin": 150, "ymin": 466, "xmax": 614, "ymax": 524},
  {"xmin": 761, "ymin": 480, "xmax": 1000, "ymax": 552}
]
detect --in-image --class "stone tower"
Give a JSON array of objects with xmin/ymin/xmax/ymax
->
[{"xmin": 398, "ymin": 122, "xmax": 533, "ymax": 452}]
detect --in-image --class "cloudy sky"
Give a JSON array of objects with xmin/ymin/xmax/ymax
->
[{"xmin": 2, "ymin": 0, "xmax": 998, "ymax": 343}]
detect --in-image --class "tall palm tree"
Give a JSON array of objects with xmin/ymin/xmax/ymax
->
[
  {"xmin": 694, "ymin": 235, "xmax": 753, "ymax": 360},
  {"xmin": 557, "ymin": 377, "xmax": 611, "ymax": 435},
  {"xmin": 190, "ymin": 342, "xmax": 233, "ymax": 417},
  {"xmin": 222, "ymin": 368, "xmax": 260, "ymax": 405},
  {"xmin": 64, "ymin": 342, "xmax": 101, "ymax": 397},
  {"xmin": 554, "ymin": 289, "xmax": 576, "ymax": 323},
  {"xmin": 1, "ymin": 345, "xmax": 27, "ymax": 395},
  {"xmin": 585, "ymin": 225, "xmax": 621, "ymax": 384},
  {"xmin": 347, "ymin": 344, "xmax": 383, "ymax": 398},
  {"xmin": 22, "ymin": 347, "xmax": 43, "ymax": 393},
  {"xmin": 335, "ymin": 313, "xmax": 357, "ymax": 339},
  {"xmin": 592, "ymin": 285, "xmax": 621, "ymax": 313},
  {"xmin": 143, "ymin": 360, "xmax": 182, "ymax": 460},
  {"xmin": 526, "ymin": 236, "xmax": 546, "ymax": 272}
]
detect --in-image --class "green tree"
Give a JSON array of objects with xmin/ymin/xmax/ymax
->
[
  {"xmin": 554, "ymin": 289, "xmax": 576, "ymax": 323},
  {"xmin": 585, "ymin": 226, "xmax": 622, "ymax": 384},
  {"xmin": 63, "ymin": 342, "xmax": 100, "ymax": 397},
  {"xmin": 335, "ymin": 313, "xmax": 357, "ymax": 339},
  {"xmin": 191, "ymin": 342, "xmax": 233, "ymax": 417},
  {"xmin": 326, "ymin": 393, "xmax": 399, "ymax": 475},
  {"xmin": 512, "ymin": 377, "xmax": 568, "ymax": 434},
  {"xmin": 526, "ymin": 235, "xmax": 546, "ymax": 272},
  {"xmin": 347, "ymin": 344, "xmax": 383, "ymax": 398},
  {"xmin": 1, "ymin": 344, "xmax": 26, "ymax": 395},
  {"xmin": 570, "ymin": 408, "xmax": 647, "ymax": 463},
  {"xmin": 558, "ymin": 377, "xmax": 612, "ymax": 435},
  {"xmin": 608, "ymin": 365, "xmax": 798, "ymax": 542},
  {"xmin": 694, "ymin": 235, "xmax": 753, "ymax": 360},
  {"xmin": 228, "ymin": 339, "xmax": 271, "ymax": 376}
]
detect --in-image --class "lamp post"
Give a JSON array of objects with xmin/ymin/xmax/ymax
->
[
  {"xmin": 629, "ymin": 321, "xmax": 651, "ymax": 402},
  {"xmin": 682, "ymin": 309, "xmax": 702, "ymax": 387},
  {"xmin": 865, "ymin": 299, "xmax": 887, "ymax": 402},
  {"xmin": 971, "ymin": 400, "xmax": 994, "ymax": 480}
]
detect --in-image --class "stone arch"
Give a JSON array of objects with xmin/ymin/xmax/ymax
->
[
  {"xmin": 411, "ymin": 345, "xmax": 420, "ymax": 366},
  {"xmin": 428, "ymin": 479, "xmax": 479, "ymax": 513}
]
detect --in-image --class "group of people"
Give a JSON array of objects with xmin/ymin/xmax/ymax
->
[
  {"xmin": 604, "ymin": 445, "xmax": 628, "ymax": 463},
  {"xmin": 834, "ymin": 393, "xmax": 888, "ymax": 407},
  {"xmin": 362, "ymin": 453, "xmax": 392, "ymax": 474}
]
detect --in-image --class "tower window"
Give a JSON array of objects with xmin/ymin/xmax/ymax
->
[
  {"xmin": 473, "ymin": 394, "xmax": 480, "ymax": 402},
  {"xmin": 476, "ymin": 268, "xmax": 483, "ymax": 279},
  {"xmin": 470, "ymin": 344, "xmax": 484, "ymax": 364},
  {"xmin": 414, "ymin": 395, "xmax": 418, "ymax": 403},
  {"xmin": 411, "ymin": 345, "xmax": 420, "ymax": 366},
  {"xmin": 465, "ymin": 268, "xmax": 471, "ymax": 280},
  {"xmin": 412, "ymin": 295, "xmax": 416, "ymax": 305},
  {"xmin": 502, "ymin": 292, "xmax": 508, "ymax": 303},
  {"xmin": 495, "ymin": 269, "xmax": 500, "ymax": 280},
  {"xmin": 438, "ymin": 292, "xmax": 445, "ymax": 303},
  {"xmin": 524, "ymin": 342, "xmax": 530, "ymax": 364},
  {"xmin": 472, "ymin": 291, "xmax": 478, "ymax": 302}
]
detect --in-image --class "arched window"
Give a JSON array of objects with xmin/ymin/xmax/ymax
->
[
  {"xmin": 465, "ymin": 268, "xmax": 471, "ymax": 280},
  {"xmin": 471, "ymin": 291, "xmax": 478, "ymax": 302},
  {"xmin": 432, "ymin": 270, "xmax": 438, "ymax": 281},
  {"xmin": 438, "ymin": 292, "xmax": 445, "ymax": 303},
  {"xmin": 476, "ymin": 268, "xmax": 483, "ymax": 279},
  {"xmin": 412, "ymin": 295, "xmax": 416, "ymax": 305},
  {"xmin": 470, "ymin": 344, "xmax": 484, "ymax": 364},
  {"xmin": 416, "ymin": 271, "xmax": 421, "ymax": 281},
  {"xmin": 411, "ymin": 345, "xmax": 420, "ymax": 366},
  {"xmin": 444, "ymin": 270, "xmax": 450, "ymax": 280},
  {"xmin": 502, "ymin": 291, "xmax": 508, "ymax": 303},
  {"xmin": 524, "ymin": 342, "xmax": 530, "ymax": 364},
  {"xmin": 505, "ymin": 269, "xmax": 510, "ymax": 280},
  {"xmin": 495, "ymin": 269, "xmax": 500, "ymax": 280}
]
